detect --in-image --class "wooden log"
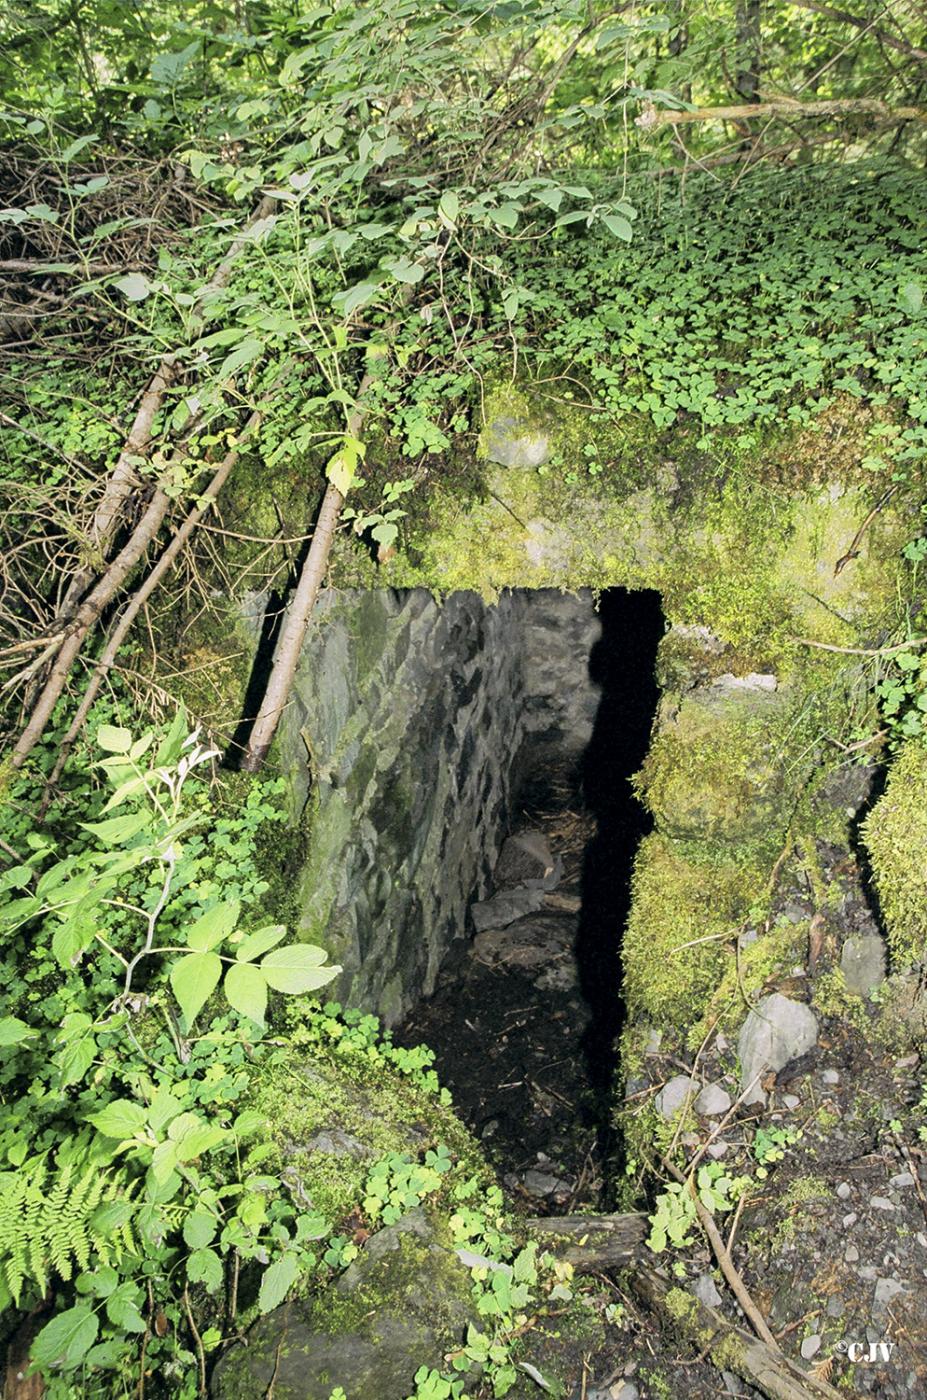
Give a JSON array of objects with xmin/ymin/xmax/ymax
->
[
  {"xmin": 630, "ymin": 1263, "xmax": 844, "ymax": 1400},
  {"xmin": 523, "ymin": 1212, "xmax": 648, "ymax": 1270}
]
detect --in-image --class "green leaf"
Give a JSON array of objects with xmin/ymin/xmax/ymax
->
[
  {"xmin": 236, "ymin": 924, "xmax": 287, "ymax": 961},
  {"xmin": 0, "ymin": 1015, "xmax": 36, "ymax": 1047},
  {"xmin": 438, "ymin": 190, "xmax": 459, "ymax": 226},
  {"xmin": 900, "ymin": 280, "xmax": 923, "ymax": 316},
  {"xmin": 261, "ymin": 944, "xmax": 340, "ymax": 994},
  {"xmin": 186, "ymin": 900, "xmax": 240, "ymax": 952},
  {"xmin": 601, "ymin": 212, "xmax": 633, "ymax": 243},
  {"xmin": 225, "ymin": 961, "xmax": 268, "ymax": 1027},
  {"xmin": 79, "ymin": 812, "xmax": 151, "ymax": 845},
  {"xmin": 187, "ymin": 1247, "xmax": 224, "ymax": 1292},
  {"xmin": 105, "ymin": 1284, "xmax": 147, "ymax": 1334},
  {"xmin": 170, "ymin": 951, "xmax": 222, "ymax": 1028},
  {"xmin": 383, "ymin": 256, "xmax": 424, "ymax": 286},
  {"xmin": 218, "ymin": 336, "xmax": 264, "ymax": 379},
  {"xmin": 155, "ymin": 707, "xmax": 188, "ymax": 765},
  {"xmin": 488, "ymin": 203, "xmax": 519, "ymax": 229},
  {"xmin": 258, "ymin": 1252, "xmax": 301, "ymax": 1313},
  {"xmin": 332, "ymin": 280, "xmax": 380, "ymax": 318},
  {"xmin": 97, "ymin": 724, "xmax": 132, "ymax": 753},
  {"xmin": 168, "ymin": 1112, "xmax": 229, "ymax": 1161},
  {"xmin": 87, "ymin": 1098, "xmax": 148, "ymax": 1140},
  {"xmin": 32, "ymin": 1305, "xmax": 98, "ymax": 1369},
  {"xmin": 183, "ymin": 1209, "xmax": 218, "ymax": 1250},
  {"xmin": 113, "ymin": 273, "xmax": 151, "ymax": 302},
  {"xmin": 148, "ymin": 1086, "xmax": 183, "ymax": 1134}
]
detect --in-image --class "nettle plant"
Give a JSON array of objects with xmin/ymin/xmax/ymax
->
[{"xmin": 0, "ymin": 716, "xmax": 339, "ymax": 1391}]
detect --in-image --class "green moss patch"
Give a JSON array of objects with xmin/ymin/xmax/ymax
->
[{"xmin": 863, "ymin": 740, "xmax": 927, "ymax": 967}]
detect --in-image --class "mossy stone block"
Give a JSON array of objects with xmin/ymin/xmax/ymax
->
[
  {"xmin": 863, "ymin": 740, "xmax": 927, "ymax": 967},
  {"xmin": 211, "ymin": 1209, "xmax": 475, "ymax": 1400}
]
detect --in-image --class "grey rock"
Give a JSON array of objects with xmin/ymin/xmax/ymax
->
[
  {"xmin": 891, "ymin": 1172, "xmax": 915, "ymax": 1188},
  {"xmin": 493, "ymin": 830, "xmax": 559, "ymax": 890},
  {"xmin": 655, "ymin": 1075, "xmax": 697, "ymax": 1119},
  {"xmin": 843, "ymin": 1213, "xmax": 858, "ymax": 1228},
  {"xmin": 874, "ymin": 1278, "xmax": 905, "ymax": 1309},
  {"xmin": 522, "ymin": 1168, "xmax": 567, "ymax": 1198},
  {"xmin": 826, "ymin": 1296, "xmax": 845, "ymax": 1318},
  {"xmin": 644, "ymin": 1027, "xmax": 663, "ymax": 1055},
  {"xmin": 822, "ymin": 1068, "xmax": 840, "ymax": 1085},
  {"xmin": 845, "ymin": 1245, "xmax": 860, "ymax": 1263},
  {"xmin": 470, "ymin": 887, "xmax": 545, "ymax": 933},
  {"xmin": 871, "ymin": 1196, "xmax": 895, "ymax": 1211},
  {"xmin": 841, "ymin": 934, "xmax": 887, "ymax": 995},
  {"xmin": 709, "ymin": 671, "xmax": 778, "ymax": 696},
  {"xmin": 837, "ymin": 1182, "xmax": 851, "ymax": 1200},
  {"xmin": 737, "ymin": 994, "xmax": 818, "ymax": 1104},
  {"xmin": 783, "ymin": 1093, "xmax": 801, "ymax": 1110},
  {"xmin": 708, "ymin": 1142, "xmax": 729, "ymax": 1159},
  {"xmin": 692, "ymin": 1274, "xmax": 723, "ymax": 1309},
  {"xmin": 694, "ymin": 1082, "xmax": 732, "ymax": 1117},
  {"xmin": 211, "ymin": 1208, "xmax": 475, "ymax": 1400},
  {"xmin": 800, "ymin": 1335, "xmax": 822, "ymax": 1360},
  {"xmin": 485, "ymin": 415, "xmax": 550, "ymax": 469},
  {"xmin": 305, "ymin": 1128, "xmax": 373, "ymax": 1158}
]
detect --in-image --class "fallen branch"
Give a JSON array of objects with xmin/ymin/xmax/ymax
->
[
  {"xmin": 793, "ymin": 634, "xmax": 927, "ymax": 656},
  {"xmin": 636, "ymin": 96, "xmax": 927, "ymax": 131},
  {"xmin": 789, "ymin": 0, "xmax": 927, "ymax": 64},
  {"xmin": 630, "ymin": 1263, "xmax": 844, "ymax": 1400},
  {"xmin": 661, "ymin": 1156, "xmax": 778, "ymax": 1349},
  {"xmin": 56, "ymin": 194, "xmax": 276, "ymax": 622},
  {"xmin": 40, "ymin": 408, "xmax": 264, "ymax": 804},
  {"xmin": 833, "ymin": 483, "xmax": 898, "ymax": 575},
  {"xmin": 240, "ymin": 368, "xmax": 374, "ymax": 772},
  {"xmin": 523, "ymin": 1212, "xmax": 647, "ymax": 1271}
]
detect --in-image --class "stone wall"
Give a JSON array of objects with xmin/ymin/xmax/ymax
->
[{"xmin": 277, "ymin": 587, "xmax": 602, "ymax": 1023}]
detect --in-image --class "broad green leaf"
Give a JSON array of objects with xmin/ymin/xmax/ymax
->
[
  {"xmin": 87, "ymin": 1098, "xmax": 148, "ymax": 1140},
  {"xmin": 0, "ymin": 1015, "xmax": 36, "ymax": 1047},
  {"xmin": 258, "ymin": 1252, "xmax": 300, "ymax": 1313},
  {"xmin": 97, "ymin": 724, "xmax": 132, "ymax": 753},
  {"xmin": 105, "ymin": 1284, "xmax": 146, "ymax": 1333},
  {"xmin": 186, "ymin": 900, "xmax": 240, "ymax": 952},
  {"xmin": 186, "ymin": 1247, "xmax": 224, "ymax": 1292},
  {"xmin": 900, "ymin": 280, "xmax": 923, "ymax": 315},
  {"xmin": 79, "ymin": 811, "xmax": 151, "ymax": 845},
  {"xmin": 438, "ymin": 190, "xmax": 459, "ymax": 226},
  {"xmin": 332, "ymin": 280, "xmax": 379, "ymax": 318},
  {"xmin": 113, "ymin": 273, "xmax": 151, "ymax": 302},
  {"xmin": 236, "ymin": 924, "xmax": 287, "ymax": 961},
  {"xmin": 155, "ymin": 707, "xmax": 188, "ymax": 765},
  {"xmin": 225, "ymin": 961, "xmax": 268, "ymax": 1027},
  {"xmin": 488, "ymin": 203, "xmax": 519, "ymax": 229},
  {"xmin": 183, "ymin": 1209, "xmax": 218, "ymax": 1250},
  {"xmin": 54, "ymin": 1033, "xmax": 96, "ymax": 1088},
  {"xmin": 261, "ymin": 944, "xmax": 340, "ymax": 994},
  {"xmin": 148, "ymin": 1086, "xmax": 183, "ymax": 1134},
  {"xmin": 32, "ymin": 1305, "xmax": 98, "ymax": 1369},
  {"xmin": 170, "ymin": 951, "xmax": 222, "ymax": 1028},
  {"xmin": 601, "ymin": 213, "xmax": 633, "ymax": 243},
  {"xmin": 218, "ymin": 336, "xmax": 264, "ymax": 379},
  {"xmin": 168, "ymin": 1112, "xmax": 229, "ymax": 1161},
  {"xmin": 383, "ymin": 256, "xmax": 424, "ymax": 285}
]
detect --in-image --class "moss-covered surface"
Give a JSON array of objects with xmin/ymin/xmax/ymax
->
[
  {"xmin": 252, "ymin": 1034, "xmax": 487, "ymax": 1225},
  {"xmin": 863, "ymin": 740, "xmax": 927, "ymax": 967}
]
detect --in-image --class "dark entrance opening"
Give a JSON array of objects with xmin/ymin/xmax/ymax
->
[{"xmin": 395, "ymin": 588, "xmax": 664, "ymax": 1211}]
